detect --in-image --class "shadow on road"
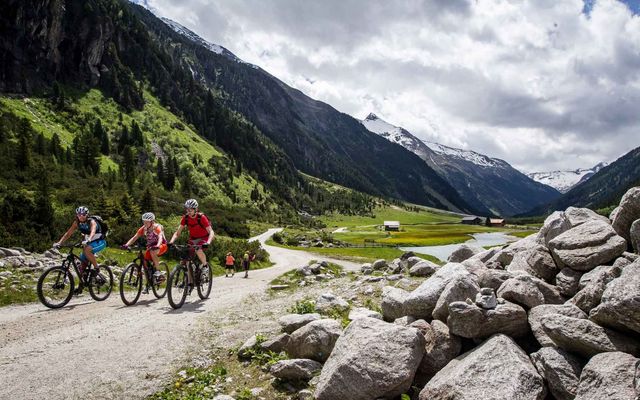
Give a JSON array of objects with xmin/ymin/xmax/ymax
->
[{"xmin": 162, "ymin": 299, "xmax": 207, "ymax": 314}]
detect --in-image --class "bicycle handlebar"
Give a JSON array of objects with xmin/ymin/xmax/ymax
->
[{"xmin": 53, "ymin": 242, "xmax": 83, "ymax": 250}]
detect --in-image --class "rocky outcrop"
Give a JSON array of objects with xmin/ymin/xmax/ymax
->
[
  {"xmin": 409, "ymin": 260, "xmax": 438, "ymax": 277},
  {"xmin": 269, "ymin": 359, "xmax": 322, "ymax": 381},
  {"xmin": 540, "ymin": 314, "xmax": 640, "ymax": 358},
  {"xmin": 548, "ymin": 220, "xmax": 626, "ymax": 271},
  {"xmin": 531, "ymin": 347, "xmax": 583, "ymax": 400},
  {"xmin": 574, "ymin": 352, "xmax": 639, "ymax": 400},
  {"xmin": 611, "ymin": 187, "xmax": 640, "ymax": 247},
  {"xmin": 432, "ymin": 275, "xmax": 480, "ymax": 321},
  {"xmin": 285, "ymin": 319, "xmax": 342, "ymax": 362},
  {"xmin": 418, "ymin": 334, "xmax": 546, "ymax": 400},
  {"xmin": 315, "ymin": 317, "xmax": 425, "ymax": 400},
  {"xmin": 528, "ymin": 304, "xmax": 587, "ymax": 347},
  {"xmin": 404, "ymin": 263, "xmax": 469, "ymax": 319},
  {"xmin": 507, "ymin": 244, "xmax": 558, "ymax": 282},
  {"xmin": 570, "ymin": 264, "xmax": 622, "ymax": 313},
  {"xmin": 555, "ymin": 267, "xmax": 582, "ymax": 297},
  {"xmin": 315, "ymin": 293, "xmax": 349, "ymax": 313},
  {"xmin": 278, "ymin": 313, "xmax": 321, "ymax": 334},
  {"xmin": 497, "ymin": 275, "xmax": 564, "ymax": 309},
  {"xmin": 590, "ymin": 259, "xmax": 640, "ymax": 334},
  {"xmin": 381, "ymin": 286, "xmax": 409, "ymax": 322},
  {"xmin": 447, "ymin": 300, "xmax": 529, "ymax": 339},
  {"xmin": 415, "ymin": 320, "xmax": 461, "ymax": 385}
]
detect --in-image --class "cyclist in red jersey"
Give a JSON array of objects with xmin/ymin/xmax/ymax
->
[{"xmin": 169, "ymin": 199, "xmax": 215, "ymax": 284}]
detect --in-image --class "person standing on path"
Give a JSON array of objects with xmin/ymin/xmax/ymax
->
[
  {"xmin": 242, "ymin": 250, "xmax": 255, "ymax": 278},
  {"xmin": 224, "ymin": 252, "xmax": 235, "ymax": 277}
]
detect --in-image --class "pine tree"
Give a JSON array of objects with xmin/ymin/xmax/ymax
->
[
  {"xmin": 180, "ymin": 173, "xmax": 192, "ymax": 197},
  {"xmin": 123, "ymin": 147, "xmax": 136, "ymax": 191},
  {"xmin": 130, "ymin": 120, "xmax": 144, "ymax": 146},
  {"xmin": 17, "ymin": 118, "xmax": 33, "ymax": 169},
  {"xmin": 166, "ymin": 156, "xmax": 176, "ymax": 191},
  {"xmin": 74, "ymin": 130, "xmax": 101, "ymax": 174},
  {"xmin": 50, "ymin": 133, "xmax": 62, "ymax": 160},
  {"xmin": 35, "ymin": 133, "xmax": 46, "ymax": 155},
  {"xmin": 119, "ymin": 193, "xmax": 140, "ymax": 222},
  {"xmin": 93, "ymin": 119, "xmax": 109, "ymax": 155},
  {"xmin": 52, "ymin": 81, "xmax": 65, "ymax": 109},
  {"xmin": 118, "ymin": 125, "xmax": 129, "ymax": 153},
  {"xmin": 34, "ymin": 162, "xmax": 55, "ymax": 238},
  {"xmin": 139, "ymin": 186, "xmax": 156, "ymax": 212},
  {"xmin": 156, "ymin": 158, "xmax": 165, "ymax": 188}
]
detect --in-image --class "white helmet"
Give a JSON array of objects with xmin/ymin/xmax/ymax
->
[
  {"xmin": 75, "ymin": 206, "xmax": 89, "ymax": 216},
  {"xmin": 142, "ymin": 212, "xmax": 155, "ymax": 221},
  {"xmin": 184, "ymin": 199, "xmax": 198, "ymax": 209}
]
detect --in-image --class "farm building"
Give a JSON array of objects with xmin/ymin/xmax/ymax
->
[
  {"xmin": 486, "ymin": 218, "xmax": 506, "ymax": 227},
  {"xmin": 383, "ymin": 221, "xmax": 400, "ymax": 231},
  {"xmin": 461, "ymin": 216, "xmax": 483, "ymax": 225}
]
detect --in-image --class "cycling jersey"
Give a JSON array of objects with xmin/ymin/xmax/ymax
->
[
  {"xmin": 77, "ymin": 218, "xmax": 103, "ymax": 242},
  {"xmin": 180, "ymin": 213, "xmax": 210, "ymax": 240},
  {"xmin": 136, "ymin": 223, "xmax": 167, "ymax": 249}
]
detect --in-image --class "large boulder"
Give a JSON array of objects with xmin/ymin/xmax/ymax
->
[
  {"xmin": 486, "ymin": 235, "xmax": 540, "ymax": 268},
  {"xmin": 315, "ymin": 317, "xmax": 425, "ymax": 400},
  {"xmin": 548, "ymin": 219, "xmax": 626, "ymax": 271},
  {"xmin": 611, "ymin": 186, "xmax": 640, "ymax": 246},
  {"xmin": 372, "ymin": 259, "xmax": 388, "ymax": 271},
  {"xmin": 478, "ymin": 269, "xmax": 513, "ymax": 291},
  {"xmin": 540, "ymin": 314, "xmax": 640, "ymax": 358},
  {"xmin": 528, "ymin": 304, "xmax": 587, "ymax": 347},
  {"xmin": 564, "ymin": 206, "xmax": 610, "ymax": 227},
  {"xmin": 555, "ymin": 267, "xmax": 582, "ymax": 297},
  {"xmin": 467, "ymin": 247, "xmax": 501, "ymax": 264},
  {"xmin": 315, "ymin": 293, "xmax": 349, "ymax": 313},
  {"xmin": 447, "ymin": 244, "xmax": 482, "ymax": 263},
  {"xmin": 409, "ymin": 260, "xmax": 439, "ymax": 277},
  {"xmin": 447, "ymin": 300, "xmax": 529, "ymax": 339},
  {"xmin": 461, "ymin": 258, "xmax": 488, "ymax": 278},
  {"xmin": 260, "ymin": 333, "xmax": 290, "ymax": 353},
  {"xmin": 285, "ymin": 319, "xmax": 342, "ymax": 362},
  {"xmin": 432, "ymin": 274, "xmax": 480, "ymax": 321},
  {"xmin": 381, "ymin": 286, "xmax": 409, "ymax": 322},
  {"xmin": 538, "ymin": 211, "xmax": 572, "ymax": 246},
  {"xmin": 496, "ymin": 275, "xmax": 564, "ymax": 309},
  {"xmin": 404, "ymin": 263, "xmax": 469, "ymax": 319},
  {"xmin": 270, "ymin": 359, "xmax": 322, "ymax": 381},
  {"xmin": 590, "ymin": 259, "xmax": 640, "ymax": 334},
  {"xmin": 418, "ymin": 334, "xmax": 546, "ymax": 400},
  {"xmin": 278, "ymin": 313, "xmax": 321, "ymax": 334},
  {"xmin": 574, "ymin": 352, "xmax": 639, "ymax": 400},
  {"xmin": 507, "ymin": 244, "xmax": 559, "ymax": 283},
  {"xmin": 630, "ymin": 218, "xmax": 640, "ymax": 253},
  {"xmin": 415, "ymin": 320, "xmax": 462, "ymax": 385},
  {"xmin": 570, "ymin": 264, "xmax": 622, "ymax": 313},
  {"xmin": 530, "ymin": 347, "xmax": 583, "ymax": 400}
]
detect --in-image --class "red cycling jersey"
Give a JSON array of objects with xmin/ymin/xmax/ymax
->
[{"xmin": 180, "ymin": 213, "xmax": 210, "ymax": 240}]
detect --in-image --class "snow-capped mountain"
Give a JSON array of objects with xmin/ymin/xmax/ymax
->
[
  {"xmin": 527, "ymin": 163, "xmax": 608, "ymax": 193},
  {"xmin": 360, "ymin": 113, "xmax": 561, "ymax": 216}
]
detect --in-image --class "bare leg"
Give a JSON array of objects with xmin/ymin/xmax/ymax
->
[{"xmin": 83, "ymin": 246, "xmax": 98, "ymax": 269}]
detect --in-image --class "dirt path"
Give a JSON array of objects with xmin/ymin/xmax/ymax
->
[{"xmin": 0, "ymin": 229, "xmax": 361, "ymax": 400}]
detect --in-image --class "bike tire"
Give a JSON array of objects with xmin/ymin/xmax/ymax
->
[
  {"xmin": 37, "ymin": 265, "xmax": 74, "ymax": 309},
  {"xmin": 152, "ymin": 261, "xmax": 169, "ymax": 299},
  {"xmin": 119, "ymin": 263, "xmax": 142, "ymax": 306},
  {"xmin": 89, "ymin": 265, "xmax": 113, "ymax": 302},
  {"xmin": 197, "ymin": 264, "xmax": 212, "ymax": 300},
  {"xmin": 167, "ymin": 265, "xmax": 188, "ymax": 309}
]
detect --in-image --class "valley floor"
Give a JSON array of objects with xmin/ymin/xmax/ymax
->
[{"xmin": 0, "ymin": 229, "xmax": 360, "ymax": 400}]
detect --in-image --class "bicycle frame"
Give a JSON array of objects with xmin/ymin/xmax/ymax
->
[
  {"xmin": 60, "ymin": 244, "xmax": 94, "ymax": 285},
  {"xmin": 172, "ymin": 245, "xmax": 204, "ymax": 283}
]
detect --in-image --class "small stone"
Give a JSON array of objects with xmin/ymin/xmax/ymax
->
[{"xmin": 475, "ymin": 287, "xmax": 497, "ymax": 309}]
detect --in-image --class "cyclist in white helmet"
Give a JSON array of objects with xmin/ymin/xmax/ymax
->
[
  {"xmin": 122, "ymin": 212, "xmax": 168, "ymax": 291},
  {"xmin": 53, "ymin": 206, "xmax": 107, "ymax": 294},
  {"xmin": 169, "ymin": 199, "xmax": 215, "ymax": 284}
]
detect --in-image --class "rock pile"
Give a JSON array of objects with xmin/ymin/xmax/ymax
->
[{"xmin": 242, "ymin": 187, "xmax": 640, "ymax": 399}]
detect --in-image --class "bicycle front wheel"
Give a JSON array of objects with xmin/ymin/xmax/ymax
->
[
  {"xmin": 167, "ymin": 265, "xmax": 188, "ymax": 309},
  {"xmin": 89, "ymin": 265, "xmax": 113, "ymax": 301},
  {"xmin": 119, "ymin": 263, "xmax": 142, "ymax": 305},
  {"xmin": 197, "ymin": 265, "xmax": 212, "ymax": 300},
  {"xmin": 152, "ymin": 261, "xmax": 169, "ymax": 299},
  {"xmin": 37, "ymin": 265, "xmax": 74, "ymax": 309}
]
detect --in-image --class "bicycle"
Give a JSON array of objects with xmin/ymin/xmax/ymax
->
[
  {"xmin": 166, "ymin": 244, "xmax": 212, "ymax": 309},
  {"xmin": 119, "ymin": 245, "xmax": 170, "ymax": 306},
  {"xmin": 37, "ymin": 243, "xmax": 114, "ymax": 309}
]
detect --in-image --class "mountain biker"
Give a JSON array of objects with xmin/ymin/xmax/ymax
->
[
  {"xmin": 122, "ymin": 212, "xmax": 168, "ymax": 292},
  {"xmin": 224, "ymin": 252, "xmax": 235, "ymax": 277},
  {"xmin": 53, "ymin": 206, "xmax": 107, "ymax": 294},
  {"xmin": 169, "ymin": 199, "xmax": 215, "ymax": 287}
]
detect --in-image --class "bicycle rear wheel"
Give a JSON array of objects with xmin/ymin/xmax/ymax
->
[
  {"xmin": 197, "ymin": 264, "xmax": 212, "ymax": 300},
  {"xmin": 119, "ymin": 263, "xmax": 142, "ymax": 305},
  {"xmin": 37, "ymin": 265, "xmax": 74, "ymax": 309},
  {"xmin": 89, "ymin": 265, "xmax": 113, "ymax": 301},
  {"xmin": 152, "ymin": 261, "xmax": 169, "ymax": 299},
  {"xmin": 167, "ymin": 265, "xmax": 188, "ymax": 309}
]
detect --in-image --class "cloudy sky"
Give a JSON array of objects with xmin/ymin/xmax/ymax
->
[{"xmin": 135, "ymin": 0, "xmax": 640, "ymax": 173}]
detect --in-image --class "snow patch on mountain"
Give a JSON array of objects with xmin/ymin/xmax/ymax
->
[
  {"xmin": 527, "ymin": 162, "xmax": 608, "ymax": 193},
  {"xmin": 360, "ymin": 113, "xmax": 508, "ymax": 169}
]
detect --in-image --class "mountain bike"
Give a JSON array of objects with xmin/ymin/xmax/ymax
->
[
  {"xmin": 37, "ymin": 243, "xmax": 114, "ymax": 309},
  {"xmin": 119, "ymin": 245, "xmax": 169, "ymax": 306},
  {"xmin": 167, "ymin": 244, "xmax": 212, "ymax": 309}
]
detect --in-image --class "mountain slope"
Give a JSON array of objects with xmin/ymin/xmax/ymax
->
[
  {"xmin": 360, "ymin": 113, "xmax": 561, "ymax": 216},
  {"xmin": 525, "ymin": 147, "xmax": 640, "ymax": 216},
  {"xmin": 527, "ymin": 162, "xmax": 608, "ymax": 193},
  {"xmin": 128, "ymin": 8, "xmax": 477, "ymax": 213}
]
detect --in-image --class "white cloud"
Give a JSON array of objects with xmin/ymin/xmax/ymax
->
[{"xmin": 137, "ymin": 0, "xmax": 640, "ymax": 173}]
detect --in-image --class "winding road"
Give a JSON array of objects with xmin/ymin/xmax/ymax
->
[{"xmin": 0, "ymin": 229, "xmax": 361, "ymax": 400}]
